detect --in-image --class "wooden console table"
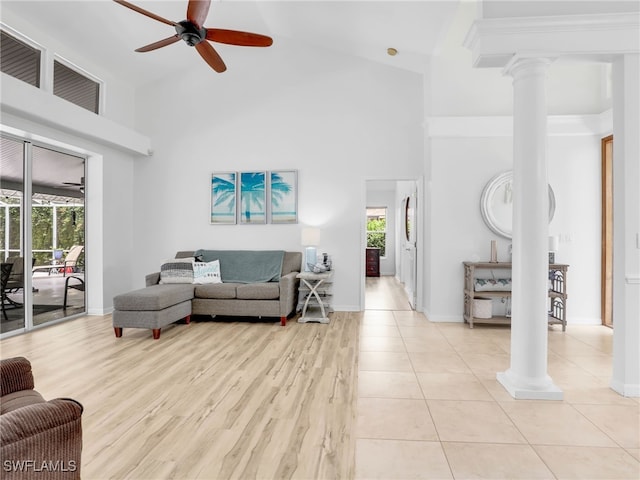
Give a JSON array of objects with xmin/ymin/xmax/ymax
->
[{"xmin": 463, "ymin": 262, "xmax": 568, "ymax": 330}]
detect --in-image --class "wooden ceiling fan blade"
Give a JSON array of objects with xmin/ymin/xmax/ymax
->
[
  {"xmin": 195, "ymin": 41, "xmax": 226, "ymax": 73},
  {"xmin": 206, "ymin": 29, "xmax": 273, "ymax": 47},
  {"xmin": 187, "ymin": 0, "xmax": 211, "ymax": 28},
  {"xmin": 113, "ymin": 0, "xmax": 176, "ymax": 26},
  {"xmin": 135, "ymin": 35, "xmax": 181, "ymax": 53}
]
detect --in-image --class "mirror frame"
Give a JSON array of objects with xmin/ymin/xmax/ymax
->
[{"xmin": 480, "ymin": 170, "xmax": 556, "ymax": 239}]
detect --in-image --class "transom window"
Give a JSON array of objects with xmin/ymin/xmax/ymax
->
[
  {"xmin": 0, "ymin": 29, "xmax": 41, "ymax": 87},
  {"xmin": 53, "ymin": 59, "xmax": 100, "ymax": 114},
  {"xmin": 1, "ymin": 27, "xmax": 102, "ymax": 114}
]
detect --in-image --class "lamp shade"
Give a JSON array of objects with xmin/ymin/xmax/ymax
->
[
  {"xmin": 301, "ymin": 227, "xmax": 321, "ymax": 246},
  {"xmin": 549, "ymin": 236, "xmax": 559, "ymax": 252}
]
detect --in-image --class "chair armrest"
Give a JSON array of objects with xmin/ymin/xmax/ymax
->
[
  {"xmin": 279, "ymin": 271, "xmax": 300, "ymax": 316},
  {"xmin": 145, "ymin": 272, "xmax": 161, "ymax": 287},
  {"xmin": 0, "ymin": 357, "xmax": 34, "ymax": 396},
  {"xmin": 0, "ymin": 399, "xmax": 83, "ymax": 479}
]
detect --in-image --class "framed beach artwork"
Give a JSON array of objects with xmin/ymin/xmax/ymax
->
[
  {"xmin": 269, "ymin": 170, "xmax": 298, "ymax": 224},
  {"xmin": 239, "ymin": 171, "xmax": 266, "ymax": 224},
  {"xmin": 210, "ymin": 172, "xmax": 237, "ymax": 224}
]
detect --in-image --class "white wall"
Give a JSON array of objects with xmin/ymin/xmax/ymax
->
[
  {"xmin": 424, "ymin": 128, "xmax": 602, "ymax": 324},
  {"xmin": 548, "ymin": 135, "xmax": 602, "ymax": 323},
  {"xmin": 0, "ymin": 2, "xmax": 613, "ymax": 322},
  {"xmin": 421, "ymin": 2, "xmax": 609, "ymax": 324},
  {"xmin": 0, "ymin": 112, "xmax": 137, "ymax": 315},
  {"xmin": 1, "ymin": 11, "xmax": 144, "ymax": 314},
  {"xmin": 431, "ymin": 1, "xmax": 610, "ymax": 118},
  {"xmin": 427, "ymin": 135, "xmax": 512, "ymax": 321},
  {"xmin": 133, "ymin": 41, "xmax": 424, "ymax": 311}
]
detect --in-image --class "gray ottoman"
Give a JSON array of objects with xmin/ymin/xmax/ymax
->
[{"xmin": 112, "ymin": 284, "xmax": 194, "ymax": 339}]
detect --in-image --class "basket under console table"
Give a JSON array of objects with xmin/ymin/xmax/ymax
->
[{"xmin": 463, "ymin": 262, "xmax": 568, "ymax": 330}]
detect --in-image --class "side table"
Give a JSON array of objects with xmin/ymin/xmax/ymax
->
[{"xmin": 296, "ymin": 271, "xmax": 333, "ymax": 324}]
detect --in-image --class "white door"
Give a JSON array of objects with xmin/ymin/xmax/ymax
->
[{"xmin": 404, "ymin": 189, "xmax": 417, "ymax": 309}]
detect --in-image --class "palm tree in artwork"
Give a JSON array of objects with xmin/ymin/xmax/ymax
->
[
  {"xmin": 270, "ymin": 173, "xmax": 292, "ymax": 211},
  {"xmin": 241, "ymin": 172, "xmax": 265, "ymax": 222},
  {"xmin": 212, "ymin": 174, "xmax": 236, "ymax": 218}
]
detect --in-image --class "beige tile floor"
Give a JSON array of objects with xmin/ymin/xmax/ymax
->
[{"xmin": 356, "ymin": 278, "xmax": 639, "ymax": 480}]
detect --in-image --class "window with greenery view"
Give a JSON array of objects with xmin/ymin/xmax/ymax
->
[{"xmin": 367, "ymin": 207, "xmax": 386, "ymax": 257}]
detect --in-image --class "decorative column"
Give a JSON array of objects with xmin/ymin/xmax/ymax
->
[
  {"xmin": 497, "ymin": 56, "xmax": 562, "ymax": 400},
  {"xmin": 611, "ymin": 53, "xmax": 640, "ymax": 397}
]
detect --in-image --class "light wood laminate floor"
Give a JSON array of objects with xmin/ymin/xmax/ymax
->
[{"xmin": 1, "ymin": 275, "xmax": 638, "ymax": 479}]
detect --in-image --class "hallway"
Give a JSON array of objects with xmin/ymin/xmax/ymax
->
[
  {"xmin": 357, "ymin": 275, "xmax": 639, "ymax": 479},
  {"xmin": 365, "ymin": 275, "xmax": 413, "ymax": 311}
]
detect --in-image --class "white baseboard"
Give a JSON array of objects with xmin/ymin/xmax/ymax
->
[
  {"xmin": 421, "ymin": 310, "xmax": 464, "ymax": 323},
  {"xmin": 332, "ymin": 305, "xmax": 362, "ymax": 312},
  {"xmin": 567, "ymin": 316, "xmax": 601, "ymax": 325},
  {"xmin": 419, "ymin": 312, "xmax": 601, "ymax": 326},
  {"xmin": 87, "ymin": 307, "xmax": 112, "ymax": 316},
  {"xmin": 610, "ymin": 378, "xmax": 640, "ymax": 397}
]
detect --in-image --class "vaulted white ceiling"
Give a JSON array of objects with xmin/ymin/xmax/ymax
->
[{"xmin": 0, "ymin": 1, "xmax": 463, "ymax": 87}]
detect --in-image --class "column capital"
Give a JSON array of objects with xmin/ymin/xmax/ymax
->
[{"xmin": 503, "ymin": 55, "xmax": 555, "ymax": 78}]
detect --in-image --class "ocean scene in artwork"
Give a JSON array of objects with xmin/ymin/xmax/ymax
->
[
  {"xmin": 211, "ymin": 172, "xmax": 236, "ymax": 224},
  {"xmin": 240, "ymin": 172, "xmax": 266, "ymax": 224},
  {"xmin": 270, "ymin": 171, "xmax": 297, "ymax": 223}
]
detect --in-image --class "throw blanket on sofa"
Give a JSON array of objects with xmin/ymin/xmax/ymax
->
[{"xmin": 194, "ymin": 250, "xmax": 285, "ymax": 283}]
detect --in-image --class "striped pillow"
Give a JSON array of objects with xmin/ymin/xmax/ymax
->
[{"xmin": 159, "ymin": 258, "xmax": 194, "ymax": 284}]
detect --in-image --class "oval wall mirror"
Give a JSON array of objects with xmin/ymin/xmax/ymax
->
[
  {"xmin": 404, "ymin": 196, "xmax": 411, "ymax": 242},
  {"xmin": 480, "ymin": 171, "xmax": 555, "ymax": 239}
]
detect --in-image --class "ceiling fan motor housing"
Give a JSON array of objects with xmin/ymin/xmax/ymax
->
[{"xmin": 175, "ymin": 20, "xmax": 206, "ymax": 46}]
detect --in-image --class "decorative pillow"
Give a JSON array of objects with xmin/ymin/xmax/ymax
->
[
  {"xmin": 193, "ymin": 260, "xmax": 222, "ymax": 285},
  {"xmin": 474, "ymin": 278, "xmax": 512, "ymax": 292},
  {"xmin": 159, "ymin": 258, "xmax": 194, "ymax": 284}
]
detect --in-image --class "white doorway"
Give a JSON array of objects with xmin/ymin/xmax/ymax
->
[{"xmin": 364, "ymin": 179, "xmax": 419, "ymax": 311}]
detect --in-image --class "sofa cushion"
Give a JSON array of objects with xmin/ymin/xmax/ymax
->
[
  {"xmin": 160, "ymin": 258, "xmax": 194, "ymax": 284},
  {"xmin": 193, "ymin": 250, "xmax": 284, "ymax": 283},
  {"xmin": 114, "ymin": 284, "xmax": 195, "ymax": 311},
  {"xmin": 1, "ymin": 389, "xmax": 45, "ymax": 414},
  {"xmin": 194, "ymin": 283, "xmax": 239, "ymax": 299},
  {"xmin": 193, "ymin": 260, "xmax": 222, "ymax": 285},
  {"xmin": 236, "ymin": 283, "xmax": 280, "ymax": 300}
]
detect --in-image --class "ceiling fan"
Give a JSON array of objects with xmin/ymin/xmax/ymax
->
[
  {"xmin": 61, "ymin": 177, "xmax": 85, "ymax": 193},
  {"xmin": 113, "ymin": 0, "xmax": 273, "ymax": 73}
]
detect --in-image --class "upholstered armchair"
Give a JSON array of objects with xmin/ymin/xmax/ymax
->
[{"xmin": 0, "ymin": 357, "xmax": 83, "ymax": 480}]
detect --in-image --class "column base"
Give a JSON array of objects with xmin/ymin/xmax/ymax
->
[{"xmin": 497, "ymin": 371, "xmax": 563, "ymax": 400}]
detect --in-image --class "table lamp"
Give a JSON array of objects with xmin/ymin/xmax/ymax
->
[{"xmin": 301, "ymin": 227, "xmax": 321, "ymax": 272}]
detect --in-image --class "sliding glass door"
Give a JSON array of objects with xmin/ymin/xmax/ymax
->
[
  {"xmin": 1, "ymin": 136, "xmax": 25, "ymax": 333},
  {"xmin": 1, "ymin": 135, "xmax": 86, "ymax": 335}
]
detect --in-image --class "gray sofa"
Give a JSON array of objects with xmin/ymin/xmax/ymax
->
[{"xmin": 112, "ymin": 250, "xmax": 302, "ymax": 339}]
